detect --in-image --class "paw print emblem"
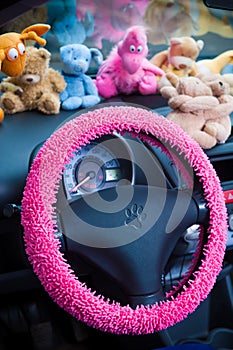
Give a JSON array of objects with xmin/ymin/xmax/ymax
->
[{"xmin": 124, "ymin": 204, "xmax": 146, "ymax": 229}]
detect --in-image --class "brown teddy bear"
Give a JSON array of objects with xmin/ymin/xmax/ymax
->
[
  {"xmin": 160, "ymin": 72, "xmax": 233, "ymax": 149},
  {"xmin": 150, "ymin": 36, "xmax": 204, "ymax": 78},
  {"xmin": 0, "ymin": 46, "xmax": 66, "ymax": 115}
]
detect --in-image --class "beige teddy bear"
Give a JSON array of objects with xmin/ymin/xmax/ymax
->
[
  {"xmin": 160, "ymin": 72, "xmax": 233, "ymax": 149},
  {"xmin": 150, "ymin": 36, "xmax": 204, "ymax": 78},
  {"xmin": 0, "ymin": 46, "xmax": 66, "ymax": 115},
  {"xmin": 197, "ymin": 72, "xmax": 233, "ymax": 144}
]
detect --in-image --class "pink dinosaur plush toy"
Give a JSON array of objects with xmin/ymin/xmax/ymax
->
[{"xmin": 95, "ymin": 26, "xmax": 164, "ymax": 98}]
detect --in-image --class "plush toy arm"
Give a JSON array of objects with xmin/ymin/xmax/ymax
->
[
  {"xmin": 47, "ymin": 68, "xmax": 66, "ymax": 93},
  {"xmin": 204, "ymin": 115, "xmax": 232, "ymax": 143},
  {"xmin": 82, "ymin": 74, "xmax": 99, "ymax": 95},
  {"xmin": 179, "ymin": 96, "xmax": 219, "ymax": 112},
  {"xmin": 59, "ymin": 89, "xmax": 68, "ymax": 103},
  {"xmin": 150, "ymin": 50, "xmax": 168, "ymax": 68},
  {"xmin": 95, "ymin": 69, "xmax": 118, "ymax": 98},
  {"xmin": 0, "ymin": 81, "xmax": 23, "ymax": 96},
  {"xmin": 218, "ymin": 94, "xmax": 233, "ymax": 104},
  {"xmin": 160, "ymin": 86, "xmax": 178, "ymax": 99},
  {"xmin": 96, "ymin": 60, "xmax": 113, "ymax": 76},
  {"xmin": 214, "ymin": 101, "xmax": 233, "ymax": 117},
  {"xmin": 141, "ymin": 59, "xmax": 164, "ymax": 77},
  {"xmin": 168, "ymin": 95, "xmax": 194, "ymax": 110}
]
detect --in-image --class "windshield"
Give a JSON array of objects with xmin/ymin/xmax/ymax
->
[{"xmin": 1, "ymin": 0, "xmax": 232, "ymax": 65}]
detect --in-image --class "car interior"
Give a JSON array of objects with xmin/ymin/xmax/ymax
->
[{"xmin": 0, "ymin": 1, "xmax": 233, "ymax": 349}]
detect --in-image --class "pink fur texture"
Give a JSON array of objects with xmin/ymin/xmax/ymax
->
[
  {"xmin": 95, "ymin": 26, "xmax": 164, "ymax": 98},
  {"xmin": 21, "ymin": 105, "xmax": 227, "ymax": 335}
]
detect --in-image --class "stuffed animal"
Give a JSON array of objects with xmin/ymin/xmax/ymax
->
[
  {"xmin": 197, "ymin": 72, "xmax": 232, "ymax": 98},
  {"xmin": 0, "ymin": 23, "xmax": 50, "ymax": 122},
  {"xmin": 160, "ymin": 73, "xmax": 233, "ymax": 149},
  {"xmin": 150, "ymin": 36, "xmax": 204, "ymax": 78},
  {"xmin": 0, "ymin": 46, "xmax": 66, "ymax": 115},
  {"xmin": 196, "ymin": 72, "xmax": 233, "ymax": 142},
  {"xmin": 196, "ymin": 50, "xmax": 233, "ymax": 75},
  {"xmin": 196, "ymin": 51, "xmax": 233, "ymax": 95},
  {"xmin": 59, "ymin": 43, "xmax": 103, "ymax": 110},
  {"xmin": 95, "ymin": 25, "xmax": 164, "ymax": 99}
]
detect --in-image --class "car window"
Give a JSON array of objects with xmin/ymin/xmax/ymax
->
[{"xmin": 0, "ymin": 0, "xmax": 232, "ymax": 72}]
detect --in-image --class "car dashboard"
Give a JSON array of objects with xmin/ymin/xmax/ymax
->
[{"xmin": 0, "ymin": 0, "xmax": 233, "ymax": 349}]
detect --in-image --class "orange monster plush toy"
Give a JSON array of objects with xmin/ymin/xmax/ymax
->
[{"xmin": 0, "ymin": 23, "xmax": 50, "ymax": 122}]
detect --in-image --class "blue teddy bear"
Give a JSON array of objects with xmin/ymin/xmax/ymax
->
[{"xmin": 60, "ymin": 44, "xmax": 103, "ymax": 110}]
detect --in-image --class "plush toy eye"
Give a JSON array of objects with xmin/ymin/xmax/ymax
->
[
  {"xmin": 18, "ymin": 43, "xmax": 26, "ymax": 56},
  {"xmin": 137, "ymin": 45, "xmax": 143, "ymax": 53},
  {"xmin": 7, "ymin": 48, "xmax": 18, "ymax": 61},
  {"xmin": 130, "ymin": 45, "xmax": 135, "ymax": 52}
]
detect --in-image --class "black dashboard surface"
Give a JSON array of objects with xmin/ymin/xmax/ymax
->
[
  {"xmin": 0, "ymin": 94, "xmax": 169, "ymax": 216},
  {"xmin": 0, "ymin": 108, "xmax": 72, "ymax": 215}
]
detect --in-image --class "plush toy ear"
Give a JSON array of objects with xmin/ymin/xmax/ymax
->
[
  {"xmin": 20, "ymin": 24, "xmax": 51, "ymax": 46},
  {"xmin": 169, "ymin": 37, "xmax": 183, "ymax": 46},
  {"xmin": 37, "ymin": 47, "xmax": 51, "ymax": 60},
  {"xmin": 90, "ymin": 48, "xmax": 103, "ymax": 66},
  {"xmin": 197, "ymin": 39, "xmax": 204, "ymax": 51}
]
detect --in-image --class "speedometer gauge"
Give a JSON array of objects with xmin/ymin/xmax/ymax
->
[{"xmin": 63, "ymin": 136, "xmax": 131, "ymax": 200}]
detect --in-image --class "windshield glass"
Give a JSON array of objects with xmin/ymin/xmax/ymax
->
[{"xmin": 0, "ymin": 0, "xmax": 232, "ymax": 72}]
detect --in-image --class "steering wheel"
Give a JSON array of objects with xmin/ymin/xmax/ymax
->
[{"xmin": 21, "ymin": 105, "xmax": 227, "ymax": 335}]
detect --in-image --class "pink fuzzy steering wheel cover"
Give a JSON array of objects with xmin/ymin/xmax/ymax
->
[{"xmin": 21, "ymin": 105, "xmax": 227, "ymax": 335}]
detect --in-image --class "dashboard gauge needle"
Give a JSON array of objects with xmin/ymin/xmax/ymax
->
[{"xmin": 70, "ymin": 175, "xmax": 91, "ymax": 193}]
